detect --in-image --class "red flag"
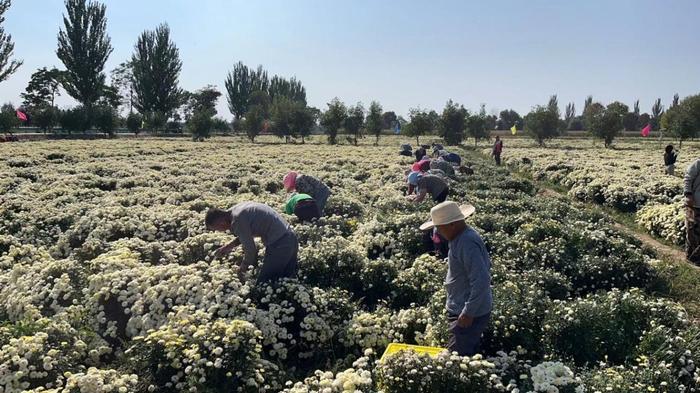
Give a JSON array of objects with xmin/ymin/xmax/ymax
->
[
  {"xmin": 16, "ymin": 110, "xmax": 27, "ymax": 121},
  {"xmin": 641, "ymin": 124, "xmax": 651, "ymax": 137}
]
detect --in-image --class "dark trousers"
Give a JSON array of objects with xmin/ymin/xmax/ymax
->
[
  {"xmin": 258, "ymin": 232, "xmax": 299, "ymax": 283},
  {"xmin": 494, "ymin": 154, "xmax": 501, "ymax": 166},
  {"xmin": 687, "ymin": 208, "xmax": 700, "ymax": 263},
  {"xmin": 434, "ymin": 187, "xmax": 449, "ymax": 203},
  {"xmin": 294, "ymin": 199, "xmax": 321, "ymax": 222},
  {"xmin": 447, "ymin": 313, "xmax": 490, "ymax": 356}
]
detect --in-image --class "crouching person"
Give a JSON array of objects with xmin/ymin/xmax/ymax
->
[
  {"xmin": 285, "ymin": 193, "xmax": 321, "ymax": 222},
  {"xmin": 206, "ymin": 202, "xmax": 299, "ymax": 283},
  {"xmin": 419, "ymin": 202, "xmax": 492, "ymax": 356}
]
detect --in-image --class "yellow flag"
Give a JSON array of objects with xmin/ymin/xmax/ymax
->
[{"xmin": 510, "ymin": 125, "xmax": 517, "ymax": 135}]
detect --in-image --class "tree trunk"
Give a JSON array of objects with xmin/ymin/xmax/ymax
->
[
  {"xmin": 416, "ymin": 135, "xmax": 420, "ymax": 145},
  {"xmin": 301, "ymin": 135, "xmax": 305, "ymax": 144}
]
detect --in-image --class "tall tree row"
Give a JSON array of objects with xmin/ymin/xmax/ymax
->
[
  {"xmin": 131, "ymin": 23, "xmax": 183, "ymax": 130},
  {"xmin": 57, "ymin": 0, "xmax": 112, "ymax": 107},
  {"xmin": 0, "ymin": 0, "xmax": 21, "ymax": 83}
]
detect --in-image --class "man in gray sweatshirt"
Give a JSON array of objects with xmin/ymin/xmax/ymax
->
[
  {"xmin": 419, "ymin": 202, "xmax": 492, "ymax": 356},
  {"xmin": 206, "ymin": 202, "xmax": 299, "ymax": 282},
  {"xmin": 684, "ymin": 160, "xmax": 700, "ymax": 263}
]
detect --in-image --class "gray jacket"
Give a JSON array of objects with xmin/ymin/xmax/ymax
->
[
  {"xmin": 445, "ymin": 227, "xmax": 493, "ymax": 318},
  {"xmin": 684, "ymin": 160, "xmax": 700, "ymax": 206}
]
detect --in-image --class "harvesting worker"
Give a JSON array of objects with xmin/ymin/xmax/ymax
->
[
  {"xmin": 419, "ymin": 201, "xmax": 492, "ymax": 356},
  {"xmin": 664, "ymin": 145, "xmax": 678, "ymax": 176},
  {"xmin": 430, "ymin": 158, "xmax": 456, "ymax": 177},
  {"xmin": 414, "ymin": 146, "xmax": 428, "ymax": 162},
  {"xmin": 407, "ymin": 172, "xmax": 449, "ymax": 204},
  {"xmin": 283, "ymin": 172, "xmax": 332, "ymax": 214},
  {"xmin": 492, "ymin": 136, "xmax": 503, "ymax": 166},
  {"xmin": 285, "ymin": 193, "xmax": 321, "ymax": 222},
  {"xmin": 684, "ymin": 160, "xmax": 700, "ymax": 264},
  {"xmin": 206, "ymin": 202, "xmax": 299, "ymax": 282}
]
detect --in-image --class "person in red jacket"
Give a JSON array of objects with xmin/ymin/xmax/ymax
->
[{"xmin": 492, "ymin": 136, "xmax": 503, "ymax": 165}]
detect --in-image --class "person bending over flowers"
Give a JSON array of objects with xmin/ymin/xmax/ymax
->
[
  {"xmin": 283, "ymin": 171, "xmax": 332, "ymax": 214},
  {"xmin": 206, "ymin": 202, "xmax": 299, "ymax": 282},
  {"xmin": 407, "ymin": 172, "xmax": 449, "ymax": 204},
  {"xmin": 419, "ymin": 201, "xmax": 492, "ymax": 356},
  {"xmin": 284, "ymin": 193, "xmax": 321, "ymax": 222}
]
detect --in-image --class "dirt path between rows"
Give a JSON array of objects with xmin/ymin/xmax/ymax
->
[{"xmin": 535, "ymin": 186, "xmax": 688, "ymax": 263}]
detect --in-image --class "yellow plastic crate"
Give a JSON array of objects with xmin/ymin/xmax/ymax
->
[{"xmin": 380, "ymin": 343, "xmax": 446, "ymax": 362}]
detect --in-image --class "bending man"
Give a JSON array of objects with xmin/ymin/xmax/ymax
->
[{"xmin": 206, "ymin": 202, "xmax": 299, "ymax": 282}]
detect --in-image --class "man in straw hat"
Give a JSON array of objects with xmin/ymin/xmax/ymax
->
[{"xmin": 420, "ymin": 201, "xmax": 493, "ymax": 356}]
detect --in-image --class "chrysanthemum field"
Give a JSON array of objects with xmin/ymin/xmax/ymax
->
[
  {"xmin": 499, "ymin": 138, "xmax": 699, "ymax": 246},
  {"xmin": 1, "ymin": 137, "xmax": 699, "ymax": 393}
]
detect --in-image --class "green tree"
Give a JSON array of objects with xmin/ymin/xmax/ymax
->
[
  {"xmin": 187, "ymin": 110, "xmax": 214, "ymax": 141},
  {"xmin": 269, "ymin": 75, "xmax": 306, "ymax": 104},
  {"xmin": 93, "ymin": 104, "xmax": 118, "ymax": 136},
  {"xmin": 110, "ymin": 61, "xmax": 134, "ymax": 114},
  {"xmin": 184, "ymin": 85, "xmax": 220, "ymax": 119},
  {"xmin": 59, "ymin": 106, "xmax": 90, "ymax": 134},
  {"xmin": 465, "ymin": 105, "xmax": 489, "ymax": 146},
  {"xmin": 524, "ymin": 105, "xmax": 560, "ymax": 146},
  {"xmin": 589, "ymin": 104, "xmax": 624, "ymax": 148},
  {"xmin": 126, "ymin": 112, "xmax": 142, "ymax": 135},
  {"xmin": 633, "ymin": 99, "xmax": 640, "ymax": 115},
  {"xmin": 97, "ymin": 84, "xmax": 122, "ymax": 109},
  {"xmin": 0, "ymin": 0, "xmax": 22, "ymax": 83},
  {"xmin": 404, "ymin": 108, "xmax": 433, "ymax": 145},
  {"xmin": 622, "ymin": 112, "xmax": 639, "ymax": 131},
  {"xmin": 497, "ymin": 109, "xmax": 522, "ymax": 130},
  {"xmin": 320, "ymin": 98, "xmax": 347, "ymax": 145},
  {"xmin": 583, "ymin": 102, "xmax": 605, "ymax": 131},
  {"xmin": 381, "ymin": 111, "xmax": 397, "ymax": 130},
  {"xmin": 248, "ymin": 90, "xmax": 272, "ymax": 118},
  {"xmin": 57, "ymin": 0, "xmax": 112, "ymax": 107},
  {"xmin": 131, "ymin": 23, "xmax": 182, "ymax": 127},
  {"xmin": 564, "ymin": 102, "xmax": 576, "ymax": 129},
  {"xmin": 663, "ymin": 95, "xmax": 700, "ymax": 148},
  {"xmin": 0, "ymin": 102, "xmax": 18, "ymax": 133},
  {"xmin": 639, "ymin": 113, "xmax": 651, "ymax": 129},
  {"xmin": 606, "ymin": 101, "xmax": 629, "ymax": 117},
  {"xmin": 365, "ymin": 101, "xmax": 383, "ymax": 145},
  {"xmin": 244, "ymin": 105, "xmax": 266, "ymax": 142},
  {"xmin": 33, "ymin": 105, "xmax": 60, "ymax": 133},
  {"xmin": 270, "ymin": 96, "xmax": 295, "ymax": 141},
  {"xmin": 583, "ymin": 95, "xmax": 593, "ymax": 113},
  {"xmin": 225, "ymin": 62, "xmax": 269, "ymax": 120},
  {"xmin": 344, "ymin": 102, "xmax": 365, "ymax": 146},
  {"xmin": 22, "ymin": 67, "xmax": 63, "ymax": 109},
  {"xmin": 548, "ymin": 94, "xmax": 560, "ymax": 120},
  {"xmin": 290, "ymin": 105, "xmax": 316, "ymax": 144},
  {"xmin": 651, "ymin": 98, "xmax": 664, "ymax": 131},
  {"xmin": 438, "ymin": 100, "xmax": 467, "ymax": 145},
  {"xmin": 672, "ymin": 93, "xmax": 680, "ymax": 108}
]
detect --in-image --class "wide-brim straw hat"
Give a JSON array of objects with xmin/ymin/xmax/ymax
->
[{"xmin": 419, "ymin": 201, "xmax": 475, "ymax": 231}]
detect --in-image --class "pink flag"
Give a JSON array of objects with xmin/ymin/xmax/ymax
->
[
  {"xmin": 16, "ymin": 110, "xmax": 27, "ymax": 121},
  {"xmin": 641, "ymin": 124, "xmax": 651, "ymax": 137}
]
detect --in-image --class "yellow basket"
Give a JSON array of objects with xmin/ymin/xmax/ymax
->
[{"xmin": 380, "ymin": 343, "xmax": 446, "ymax": 362}]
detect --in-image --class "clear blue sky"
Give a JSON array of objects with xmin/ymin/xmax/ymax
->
[{"xmin": 1, "ymin": 0, "xmax": 699, "ymax": 119}]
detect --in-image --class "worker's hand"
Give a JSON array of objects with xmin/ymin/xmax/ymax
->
[
  {"xmin": 214, "ymin": 244, "xmax": 234, "ymax": 259},
  {"xmin": 237, "ymin": 264, "xmax": 249, "ymax": 282},
  {"xmin": 457, "ymin": 313, "xmax": 474, "ymax": 328}
]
